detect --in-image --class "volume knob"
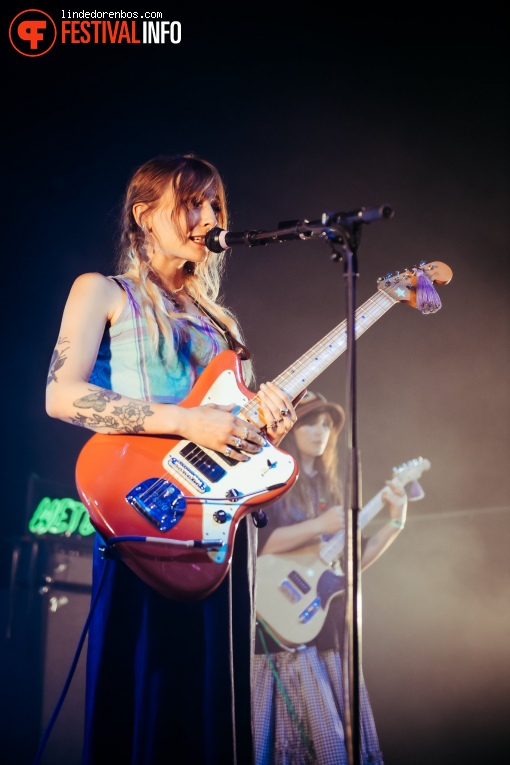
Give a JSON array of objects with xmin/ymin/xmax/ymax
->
[{"xmin": 213, "ymin": 510, "xmax": 228, "ymax": 524}]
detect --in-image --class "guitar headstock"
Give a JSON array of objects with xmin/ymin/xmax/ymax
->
[
  {"xmin": 393, "ymin": 456, "xmax": 431, "ymax": 482},
  {"xmin": 377, "ymin": 261, "xmax": 453, "ymax": 313},
  {"xmin": 392, "ymin": 457, "xmax": 431, "ymax": 501}
]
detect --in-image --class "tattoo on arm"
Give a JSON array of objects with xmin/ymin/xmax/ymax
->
[
  {"xmin": 71, "ymin": 388, "xmax": 154, "ymax": 434},
  {"xmin": 47, "ymin": 337, "xmax": 71, "ymax": 386}
]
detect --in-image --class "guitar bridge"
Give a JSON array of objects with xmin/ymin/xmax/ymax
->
[
  {"xmin": 298, "ymin": 597, "xmax": 321, "ymax": 624},
  {"xmin": 126, "ymin": 478, "xmax": 186, "ymax": 532}
]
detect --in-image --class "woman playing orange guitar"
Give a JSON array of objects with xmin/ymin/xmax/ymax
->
[
  {"xmin": 254, "ymin": 391, "xmax": 408, "ymax": 765},
  {"xmin": 45, "ymin": 154, "xmax": 296, "ymax": 765}
]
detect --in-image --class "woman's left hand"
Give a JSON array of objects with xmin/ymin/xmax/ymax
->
[
  {"xmin": 382, "ymin": 477, "xmax": 408, "ymax": 524},
  {"xmin": 257, "ymin": 381, "xmax": 297, "ymax": 445}
]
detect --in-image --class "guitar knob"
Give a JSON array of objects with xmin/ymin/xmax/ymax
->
[
  {"xmin": 213, "ymin": 510, "xmax": 228, "ymax": 524},
  {"xmin": 225, "ymin": 488, "xmax": 242, "ymax": 502}
]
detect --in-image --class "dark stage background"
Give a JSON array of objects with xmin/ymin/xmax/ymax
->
[{"xmin": 1, "ymin": 6, "xmax": 509, "ymax": 764}]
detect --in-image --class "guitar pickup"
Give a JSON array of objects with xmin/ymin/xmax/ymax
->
[
  {"xmin": 288, "ymin": 570, "xmax": 311, "ymax": 594},
  {"xmin": 278, "ymin": 579, "xmax": 302, "ymax": 604},
  {"xmin": 168, "ymin": 458, "xmax": 207, "ymax": 492},
  {"xmin": 179, "ymin": 442, "xmax": 229, "ymax": 480}
]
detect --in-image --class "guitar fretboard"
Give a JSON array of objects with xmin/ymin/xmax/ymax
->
[
  {"xmin": 319, "ymin": 490, "xmax": 385, "ymax": 565},
  {"xmin": 318, "ymin": 458, "xmax": 428, "ymax": 564},
  {"xmin": 242, "ymin": 290, "xmax": 396, "ymax": 424}
]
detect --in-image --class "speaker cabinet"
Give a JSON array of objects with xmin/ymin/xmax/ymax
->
[
  {"xmin": 1, "ymin": 539, "xmax": 92, "ymax": 765},
  {"xmin": 39, "ymin": 547, "xmax": 92, "ymax": 765}
]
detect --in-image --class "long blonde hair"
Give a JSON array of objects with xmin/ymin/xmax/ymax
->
[{"xmin": 116, "ymin": 153, "xmax": 253, "ymax": 382}]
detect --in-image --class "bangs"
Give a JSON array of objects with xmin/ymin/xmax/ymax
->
[
  {"xmin": 174, "ymin": 157, "xmax": 224, "ymax": 202},
  {"xmin": 175, "ymin": 159, "xmax": 218, "ymax": 195},
  {"xmin": 170, "ymin": 156, "xmax": 227, "ymax": 236}
]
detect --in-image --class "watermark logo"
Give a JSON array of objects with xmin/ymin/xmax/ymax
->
[{"xmin": 9, "ymin": 9, "xmax": 57, "ymax": 57}]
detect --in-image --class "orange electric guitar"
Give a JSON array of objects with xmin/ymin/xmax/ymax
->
[{"xmin": 75, "ymin": 261, "xmax": 452, "ymax": 601}]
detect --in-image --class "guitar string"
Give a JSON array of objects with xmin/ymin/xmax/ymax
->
[
  {"xmin": 134, "ymin": 269, "xmax": 433, "ymax": 506},
  {"xmin": 134, "ymin": 291, "xmax": 395, "ymax": 507},
  {"xmin": 320, "ymin": 459, "xmax": 428, "ymax": 563},
  {"xmin": 134, "ymin": 292, "xmax": 396, "ymax": 507},
  {"xmin": 241, "ymin": 291, "xmax": 395, "ymax": 421},
  {"xmin": 258, "ymin": 460, "xmax": 430, "ymax": 647}
]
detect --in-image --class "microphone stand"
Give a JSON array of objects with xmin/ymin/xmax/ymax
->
[
  {"xmin": 208, "ymin": 208, "xmax": 393, "ymax": 765},
  {"xmin": 326, "ymin": 220, "xmax": 363, "ymax": 765},
  {"xmin": 252, "ymin": 217, "xmax": 365, "ymax": 765}
]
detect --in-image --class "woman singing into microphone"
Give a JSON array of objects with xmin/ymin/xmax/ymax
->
[{"xmin": 46, "ymin": 153, "xmax": 297, "ymax": 765}]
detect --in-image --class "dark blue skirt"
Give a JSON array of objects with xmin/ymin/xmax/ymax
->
[{"xmin": 83, "ymin": 519, "xmax": 254, "ymax": 765}]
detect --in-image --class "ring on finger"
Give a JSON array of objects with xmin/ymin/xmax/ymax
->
[
  {"xmin": 233, "ymin": 436, "xmax": 243, "ymax": 449},
  {"xmin": 225, "ymin": 445, "xmax": 232, "ymax": 457},
  {"xmin": 242, "ymin": 426, "xmax": 249, "ymax": 440},
  {"xmin": 280, "ymin": 408, "xmax": 290, "ymax": 417}
]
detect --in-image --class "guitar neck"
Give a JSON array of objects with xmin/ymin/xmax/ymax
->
[
  {"xmin": 319, "ymin": 489, "xmax": 386, "ymax": 565},
  {"xmin": 242, "ymin": 290, "xmax": 396, "ymax": 423}
]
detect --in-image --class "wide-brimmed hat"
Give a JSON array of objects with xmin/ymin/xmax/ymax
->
[{"xmin": 295, "ymin": 391, "xmax": 345, "ymax": 432}]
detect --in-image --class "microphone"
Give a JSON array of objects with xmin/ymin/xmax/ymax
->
[
  {"xmin": 205, "ymin": 205, "xmax": 394, "ymax": 252},
  {"xmin": 205, "ymin": 228, "xmax": 265, "ymax": 253}
]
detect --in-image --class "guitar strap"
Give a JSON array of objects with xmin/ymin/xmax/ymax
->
[{"xmin": 190, "ymin": 297, "xmax": 252, "ymax": 360}]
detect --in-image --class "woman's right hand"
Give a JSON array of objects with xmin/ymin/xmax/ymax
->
[
  {"xmin": 177, "ymin": 403, "xmax": 265, "ymax": 462},
  {"xmin": 315, "ymin": 505, "xmax": 344, "ymax": 535}
]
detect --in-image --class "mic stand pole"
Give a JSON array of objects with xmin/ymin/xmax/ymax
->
[
  {"xmin": 207, "ymin": 207, "xmax": 394, "ymax": 764},
  {"xmin": 327, "ymin": 221, "xmax": 363, "ymax": 765}
]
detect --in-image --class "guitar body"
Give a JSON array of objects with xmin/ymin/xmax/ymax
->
[
  {"xmin": 75, "ymin": 351, "xmax": 299, "ymax": 601},
  {"xmin": 256, "ymin": 546, "xmax": 345, "ymax": 648},
  {"xmin": 256, "ymin": 457, "xmax": 431, "ymax": 648}
]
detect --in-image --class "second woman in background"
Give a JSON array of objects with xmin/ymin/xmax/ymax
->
[{"xmin": 253, "ymin": 391, "xmax": 408, "ymax": 765}]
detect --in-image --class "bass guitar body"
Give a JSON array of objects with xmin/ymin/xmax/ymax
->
[{"xmin": 75, "ymin": 351, "xmax": 298, "ymax": 601}]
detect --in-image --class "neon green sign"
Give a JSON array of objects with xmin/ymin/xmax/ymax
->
[{"xmin": 28, "ymin": 496, "xmax": 95, "ymax": 537}]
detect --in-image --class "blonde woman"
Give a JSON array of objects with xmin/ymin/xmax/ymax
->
[{"xmin": 46, "ymin": 154, "xmax": 296, "ymax": 765}]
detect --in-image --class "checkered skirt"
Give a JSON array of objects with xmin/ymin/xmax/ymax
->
[{"xmin": 253, "ymin": 645, "xmax": 384, "ymax": 765}]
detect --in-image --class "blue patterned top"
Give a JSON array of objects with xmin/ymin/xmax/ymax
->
[{"xmin": 89, "ymin": 276, "xmax": 229, "ymax": 402}]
